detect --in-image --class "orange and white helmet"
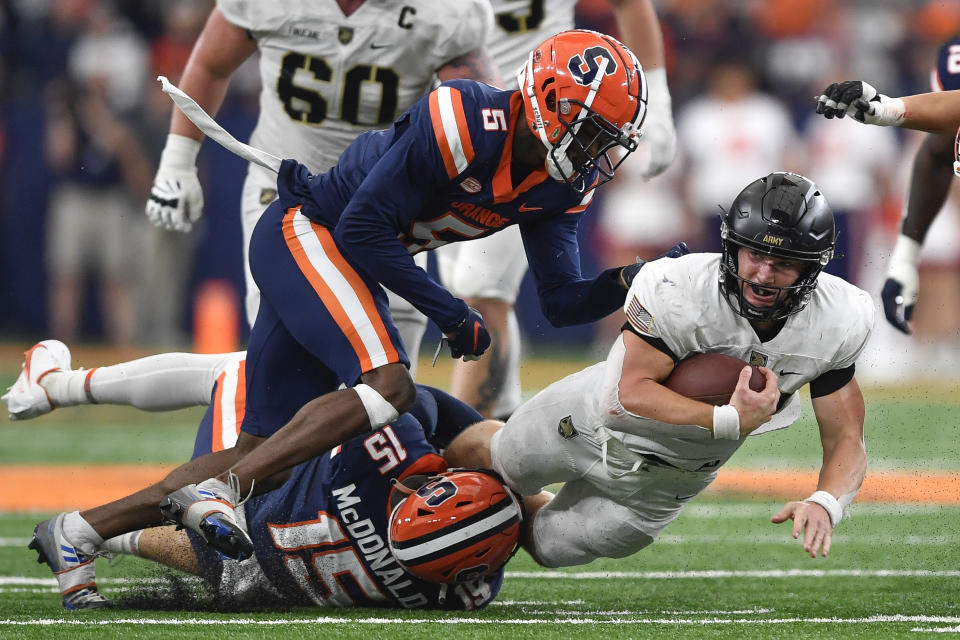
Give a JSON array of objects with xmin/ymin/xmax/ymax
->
[
  {"xmin": 518, "ymin": 29, "xmax": 648, "ymax": 193},
  {"xmin": 387, "ymin": 470, "xmax": 523, "ymax": 584}
]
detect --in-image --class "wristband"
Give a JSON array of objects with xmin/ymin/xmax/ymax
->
[
  {"xmin": 158, "ymin": 133, "xmax": 201, "ymax": 171},
  {"xmin": 876, "ymin": 95, "xmax": 906, "ymax": 126},
  {"xmin": 712, "ymin": 404, "xmax": 740, "ymax": 440},
  {"xmin": 804, "ymin": 490, "xmax": 843, "ymax": 528},
  {"xmin": 889, "ymin": 234, "xmax": 922, "ymax": 271}
]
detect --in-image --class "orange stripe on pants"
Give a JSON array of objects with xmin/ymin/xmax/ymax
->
[
  {"xmin": 211, "ymin": 371, "xmax": 226, "ymax": 452},
  {"xmin": 312, "ymin": 224, "xmax": 398, "ymax": 368}
]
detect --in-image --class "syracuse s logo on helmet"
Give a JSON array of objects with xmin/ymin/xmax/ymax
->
[
  {"xmin": 567, "ymin": 46, "xmax": 619, "ymax": 86},
  {"xmin": 417, "ymin": 478, "xmax": 459, "ymax": 507}
]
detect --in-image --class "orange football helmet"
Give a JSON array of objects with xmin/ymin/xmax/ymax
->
[
  {"xmin": 387, "ymin": 469, "xmax": 523, "ymax": 584},
  {"xmin": 518, "ymin": 29, "xmax": 648, "ymax": 193}
]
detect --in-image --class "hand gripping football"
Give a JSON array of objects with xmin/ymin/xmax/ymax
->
[{"xmin": 663, "ymin": 353, "xmax": 764, "ymax": 405}]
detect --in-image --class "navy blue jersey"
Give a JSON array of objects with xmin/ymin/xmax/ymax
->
[
  {"xmin": 933, "ymin": 35, "xmax": 960, "ymax": 91},
  {"xmin": 274, "ymin": 79, "xmax": 628, "ymax": 330},
  {"xmin": 191, "ymin": 384, "xmax": 499, "ymax": 610}
]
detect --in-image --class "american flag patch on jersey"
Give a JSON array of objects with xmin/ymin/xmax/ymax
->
[{"xmin": 626, "ymin": 295, "xmax": 653, "ymax": 334}]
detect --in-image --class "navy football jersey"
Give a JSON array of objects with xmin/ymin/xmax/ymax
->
[
  {"xmin": 191, "ymin": 386, "xmax": 500, "ymax": 610},
  {"xmin": 275, "ymin": 79, "xmax": 626, "ymax": 330},
  {"xmin": 932, "ymin": 35, "xmax": 960, "ymax": 91}
]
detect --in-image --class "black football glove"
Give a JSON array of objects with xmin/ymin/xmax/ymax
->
[
  {"xmin": 880, "ymin": 278, "xmax": 915, "ymax": 335},
  {"xmin": 618, "ymin": 242, "xmax": 690, "ymax": 289},
  {"xmin": 815, "ymin": 80, "xmax": 904, "ymax": 126},
  {"xmin": 881, "ymin": 235, "xmax": 921, "ymax": 335},
  {"xmin": 440, "ymin": 307, "xmax": 491, "ymax": 361}
]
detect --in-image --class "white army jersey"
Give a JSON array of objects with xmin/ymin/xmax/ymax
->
[
  {"xmin": 218, "ymin": 0, "xmax": 492, "ymax": 172},
  {"xmin": 594, "ymin": 252, "xmax": 876, "ymax": 472},
  {"xmin": 487, "ymin": 0, "xmax": 577, "ymax": 79}
]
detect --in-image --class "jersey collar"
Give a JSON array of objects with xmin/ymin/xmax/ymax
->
[{"xmin": 491, "ymin": 91, "xmax": 549, "ymax": 204}]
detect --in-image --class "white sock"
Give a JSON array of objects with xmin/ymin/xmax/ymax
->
[
  {"xmin": 62, "ymin": 511, "xmax": 105, "ymax": 557},
  {"xmin": 43, "ymin": 352, "xmax": 242, "ymax": 411},
  {"xmin": 99, "ymin": 531, "xmax": 143, "ymax": 557}
]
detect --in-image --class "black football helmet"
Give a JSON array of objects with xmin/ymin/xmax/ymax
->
[{"xmin": 719, "ymin": 172, "xmax": 835, "ymax": 321}]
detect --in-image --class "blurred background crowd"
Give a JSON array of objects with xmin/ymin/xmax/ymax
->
[{"xmin": 1, "ymin": 0, "xmax": 959, "ymax": 382}]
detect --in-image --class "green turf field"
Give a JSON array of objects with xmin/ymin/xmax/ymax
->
[
  {"xmin": 1, "ymin": 358, "xmax": 959, "ymax": 637},
  {"xmin": 3, "ymin": 504, "xmax": 960, "ymax": 638}
]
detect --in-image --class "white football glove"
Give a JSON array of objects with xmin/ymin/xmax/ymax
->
[
  {"xmin": 146, "ymin": 133, "xmax": 203, "ymax": 232},
  {"xmin": 639, "ymin": 68, "xmax": 677, "ymax": 179},
  {"xmin": 815, "ymin": 80, "xmax": 905, "ymax": 127},
  {"xmin": 881, "ymin": 234, "xmax": 921, "ymax": 334}
]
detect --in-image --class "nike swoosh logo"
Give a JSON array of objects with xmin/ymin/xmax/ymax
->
[
  {"xmin": 675, "ymin": 493, "xmax": 698, "ymax": 501},
  {"xmin": 370, "ymin": 43, "xmax": 390, "ymax": 49},
  {"xmin": 518, "ymin": 204, "xmax": 542, "ymax": 212},
  {"xmin": 778, "ymin": 370, "xmax": 802, "ymax": 377}
]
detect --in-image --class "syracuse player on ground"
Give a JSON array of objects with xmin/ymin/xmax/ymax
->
[
  {"xmin": 14, "ymin": 342, "xmax": 525, "ymax": 610},
  {"xmin": 436, "ymin": 0, "xmax": 677, "ymax": 419},
  {"xmin": 145, "ymin": 0, "xmax": 501, "ymax": 366},
  {"xmin": 814, "ymin": 36, "xmax": 960, "ymax": 335}
]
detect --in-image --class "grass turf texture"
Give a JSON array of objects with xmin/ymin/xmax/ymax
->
[
  {"xmin": 2, "ymin": 352, "xmax": 959, "ymax": 637},
  {"xmin": 2, "ymin": 504, "xmax": 960, "ymax": 638}
]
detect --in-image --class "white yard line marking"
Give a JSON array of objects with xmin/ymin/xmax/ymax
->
[
  {"xmin": 682, "ymin": 503, "xmax": 960, "ymax": 518},
  {"xmin": 3, "ymin": 569, "xmax": 959, "ymax": 588},
  {"xmin": 504, "ymin": 569, "xmax": 960, "ymax": 579},
  {"xmin": 913, "ymin": 626, "xmax": 960, "ymax": 633},
  {"xmin": 3, "ymin": 615, "xmax": 960, "ymax": 626},
  {"xmin": 6, "ymin": 533, "xmax": 958, "ymax": 548},
  {"xmin": 0, "ymin": 577, "xmax": 204, "ymax": 586},
  {"xmin": 653, "ymin": 533, "xmax": 960, "ymax": 545},
  {"xmin": 0, "ymin": 538, "xmax": 29, "ymax": 546}
]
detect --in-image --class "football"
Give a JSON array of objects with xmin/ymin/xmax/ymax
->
[{"xmin": 663, "ymin": 353, "xmax": 765, "ymax": 405}]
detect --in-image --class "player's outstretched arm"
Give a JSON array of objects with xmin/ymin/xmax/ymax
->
[
  {"xmin": 816, "ymin": 81, "xmax": 960, "ymax": 136},
  {"xmin": 146, "ymin": 8, "xmax": 257, "ymax": 233},
  {"xmin": 771, "ymin": 377, "xmax": 865, "ymax": 558}
]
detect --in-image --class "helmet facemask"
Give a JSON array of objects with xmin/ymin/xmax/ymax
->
[
  {"xmin": 518, "ymin": 30, "xmax": 647, "ymax": 195},
  {"xmin": 719, "ymin": 229, "xmax": 829, "ymax": 322},
  {"xmin": 546, "ymin": 96, "xmax": 640, "ymax": 192}
]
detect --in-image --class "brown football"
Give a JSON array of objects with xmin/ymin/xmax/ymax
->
[{"xmin": 663, "ymin": 353, "xmax": 765, "ymax": 405}]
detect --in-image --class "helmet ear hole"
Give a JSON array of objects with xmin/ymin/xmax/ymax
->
[{"xmin": 544, "ymin": 89, "xmax": 556, "ymax": 112}]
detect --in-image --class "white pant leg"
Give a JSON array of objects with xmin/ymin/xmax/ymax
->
[
  {"xmin": 528, "ymin": 462, "xmax": 717, "ymax": 568},
  {"xmin": 386, "ymin": 252, "xmax": 429, "ymax": 379},
  {"xmin": 240, "ymin": 163, "xmax": 280, "ymax": 328},
  {"xmin": 490, "ymin": 363, "xmax": 718, "ymax": 567},
  {"xmin": 87, "ymin": 352, "xmax": 247, "ymax": 410},
  {"xmin": 435, "ymin": 228, "xmax": 527, "ymax": 415},
  {"xmin": 530, "ymin": 480, "xmax": 656, "ymax": 567},
  {"xmin": 490, "ymin": 364, "xmax": 609, "ymax": 496}
]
